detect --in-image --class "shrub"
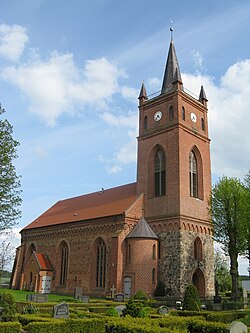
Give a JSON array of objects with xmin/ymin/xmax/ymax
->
[
  {"xmin": 182, "ymin": 285, "xmax": 201, "ymax": 311},
  {"xmin": 133, "ymin": 290, "xmax": 148, "ymax": 300},
  {"xmin": 154, "ymin": 281, "xmax": 166, "ymax": 297},
  {"xmin": 187, "ymin": 320, "xmax": 228, "ymax": 333},
  {"xmin": 21, "ymin": 303, "xmax": 39, "ymax": 314},
  {"xmin": 0, "ymin": 322, "xmax": 22, "ymax": 333},
  {"xmin": 26, "ymin": 318, "xmax": 105, "ymax": 333},
  {"xmin": 0, "ymin": 290, "xmax": 16, "ymax": 321},
  {"xmin": 106, "ymin": 306, "xmax": 119, "ymax": 317},
  {"xmin": 122, "ymin": 299, "xmax": 148, "ymax": 318}
]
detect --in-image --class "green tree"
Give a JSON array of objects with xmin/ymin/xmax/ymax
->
[
  {"xmin": 210, "ymin": 176, "xmax": 248, "ymax": 298},
  {"xmin": 214, "ymin": 249, "xmax": 231, "ymax": 292},
  {"xmin": 183, "ymin": 284, "xmax": 201, "ymax": 311},
  {"xmin": 0, "ymin": 104, "xmax": 22, "ymax": 232},
  {"xmin": 243, "ymin": 170, "xmax": 250, "ymax": 275}
]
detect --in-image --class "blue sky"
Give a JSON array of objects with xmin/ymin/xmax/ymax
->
[{"xmin": 0, "ymin": 0, "xmax": 249, "ymax": 273}]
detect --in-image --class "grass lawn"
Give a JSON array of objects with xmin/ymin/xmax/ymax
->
[{"xmin": 1, "ymin": 288, "xmax": 75, "ymax": 302}]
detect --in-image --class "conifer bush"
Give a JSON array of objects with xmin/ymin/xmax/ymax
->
[
  {"xmin": 0, "ymin": 290, "xmax": 16, "ymax": 321},
  {"xmin": 182, "ymin": 285, "xmax": 201, "ymax": 311},
  {"xmin": 154, "ymin": 281, "xmax": 166, "ymax": 296}
]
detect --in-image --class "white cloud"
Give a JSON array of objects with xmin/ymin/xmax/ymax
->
[
  {"xmin": 183, "ymin": 58, "xmax": 250, "ymax": 179},
  {"xmin": 0, "ymin": 24, "xmax": 28, "ymax": 62},
  {"xmin": 120, "ymin": 85, "xmax": 138, "ymax": 101},
  {"xmin": 2, "ymin": 54, "xmax": 124, "ymax": 126},
  {"xmin": 191, "ymin": 50, "xmax": 204, "ymax": 72},
  {"xmin": 147, "ymin": 77, "xmax": 161, "ymax": 93},
  {"xmin": 100, "ymin": 112, "xmax": 138, "ymax": 173}
]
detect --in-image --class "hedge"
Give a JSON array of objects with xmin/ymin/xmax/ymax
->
[
  {"xmin": 188, "ymin": 320, "xmax": 229, "ymax": 333},
  {"xmin": 170, "ymin": 310, "xmax": 248, "ymax": 323},
  {"xmin": 105, "ymin": 321, "xmax": 187, "ymax": 333},
  {"xmin": 26, "ymin": 318, "xmax": 106, "ymax": 333},
  {"xmin": 0, "ymin": 322, "xmax": 22, "ymax": 333}
]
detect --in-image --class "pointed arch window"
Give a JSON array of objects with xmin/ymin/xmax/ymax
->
[
  {"xmin": 152, "ymin": 244, "xmax": 156, "ymax": 260},
  {"xmin": 152, "ymin": 268, "xmax": 156, "ymax": 283},
  {"xmin": 201, "ymin": 118, "xmax": 205, "ymax": 131},
  {"xmin": 189, "ymin": 151, "xmax": 198, "ymax": 198},
  {"xmin": 59, "ymin": 242, "xmax": 69, "ymax": 287},
  {"xmin": 144, "ymin": 116, "xmax": 148, "ymax": 130},
  {"xmin": 182, "ymin": 106, "xmax": 186, "ymax": 121},
  {"xmin": 96, "ymin": 239, "xmax": 106, "ymax": 288},
  {"xmin": 194, "ymin": 237, "xmax": 203, "ymax": 261},
  {"xmin": 128, "ymin": 244, "xmax": 131, "ymax": 263},
  {"xmin": 169, "ymin": 106, "xmax": 174, "ymax": 121},
  {"xmin": 154, "ymin": 149, "xmax": 166, "ymax": 197}
]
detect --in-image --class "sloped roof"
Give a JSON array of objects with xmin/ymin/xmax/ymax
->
[
  {"xmin": 23, "ymin": 183, "xmax": 137, "ymax": 230},
  {"xmin": 34, "ymin": 253, "xmax": 53, "ymax": 271},
  {"xmin": 126, "ymin": 217, "xmax": 158, "ymax": 240},
  {"xmin": 161, "ymin": 40, "xmax": 182, "ymax": 94}
]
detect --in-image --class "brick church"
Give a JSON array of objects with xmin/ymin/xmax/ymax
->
[{"xmin": 11, "ymin": 34, "xmax": 214, "ymax": 299}]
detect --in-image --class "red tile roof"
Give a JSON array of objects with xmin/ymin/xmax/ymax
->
[
  {"xmin": 23, "ymin": 183, "xmax": 137, "ymax": 230},
  {"xmin": 35, "ymin": 253, "xmax": 53, "ymax": 271}
]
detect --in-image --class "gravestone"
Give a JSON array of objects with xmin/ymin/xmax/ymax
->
[
  {"xmin": 228, "ymin": 321, "xmax": 247, "ymax": 333},
  {"xmin": 114, "ymin": 293, "xmax": 124, "ymax": 302},
  {"xmin": 114, "ymin": 304, "xmax": 126, "ymax": 317},
  {"xmin": 158, "ymin": 305, "xmax": 168, "ymax": 315},
  {"xmin": 74, "ymin": 286, "xmax": 83, "ymax": 300},
  {"xmin": 26, "ymin": 294, "xmax": 48, "ymax": 303},
  {"xmin": 81, "ymin": 295, "xmax": 90, "ymax": 303},
  {"xmin": 53, "ymin": 302, "xmax": 69, "ymax": 319},
  {"xmin": 242, "ymin": 288, "xmax": 248, "ymax": 309}
]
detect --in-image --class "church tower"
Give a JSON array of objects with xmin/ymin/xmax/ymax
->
[{"xmin": 136, "ymin": 33, "xmax": 214, "ymax": 298}]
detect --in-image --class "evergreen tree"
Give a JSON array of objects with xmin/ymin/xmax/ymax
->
[
  {"xmin": 183, "ymin": 284, "xmax": 201, "ymax": 311},
  {"xmin": 0, "ymin": 104, "xmax": 22, "ymax": 232}
]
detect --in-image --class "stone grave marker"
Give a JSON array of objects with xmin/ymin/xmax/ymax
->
[
  {"xmin": 110, "ymin": 285, "xmax": 116, "ymax": 300},
  {"xmin": 228, "ymin": 321, "xmax": 247, "ymax": 333},
  {"xmin": 158, "ymin": 305, "xmax": 168, "ymax": 315},
  {"xmin": 114, "ymin": 304, "xmax": 126, "ymax": 317},
  {"xmin": 26, "ymin": 294, "xmax": 48, "ymax": 303},
  {"xmin": 81, "ymin": 295, "xmax": 90, "ymax": 303},
  {"xmin": 74, "ymin": 286, "xmax": 83, "ymax": 300},
  {"xmin": 242, "ymin": 288, "xmax": 248, "ymax": 309},
  {"xmin": 53, "ymin": 302, "xmax": 69, "ymax": 319},
  {"xmin": 114, "ymin": 293, "xmax": 124, "ymax": 302}
]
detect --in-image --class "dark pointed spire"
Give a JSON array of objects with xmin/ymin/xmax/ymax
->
[
  {"xmin": 199, "ymin": 85, "xmax": 208, "ymax": 102},
  {"xmin": 126, "ymin": 217, "xmax": 158, "ymax": 240},
  {"xmin": 161, "ymin": 26, "xmax": 182, "ymax": 94},
  {"xmin": 138, "ymin": 81, "xmax": 148, "ymax": 100}
]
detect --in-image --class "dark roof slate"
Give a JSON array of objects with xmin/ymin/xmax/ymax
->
[{"xmin": 126, "ymin": 217, "xmax": 158, "ymax": 240}]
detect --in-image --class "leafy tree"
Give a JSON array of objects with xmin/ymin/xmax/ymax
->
[
  {"xmin": 214, "ymin": 249, "xmax": 231, "ymax": 292},
  {"xmin": 243, "ymin": 170, "xmax": 250, "ymax": 276},
  {"xmin": 122, "ymin": 298, "xmax": 147, "ymax": 318},
  {"xmin": 210, "ymin": 176, "xmax": 248, "ymax": 298},
  {"xmin": 0, "ymin": 104, "xmax": 22, "ymax": 232},
  {"xmin": 183, "ymin": 284, "xmax": 201, "ymax": 311},
  {"xmin": 0, "ymin": 239, "xmax": 15, "ymax": 281}
]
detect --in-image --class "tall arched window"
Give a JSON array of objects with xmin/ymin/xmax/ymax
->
[
  {"xmin": 194, "ymin": 237, "xmax": 203, "ymax": 261},
  {"xmin": 128, "ymin": 244, "xmax": 131, "ymax": 263},
  {"xmin": 154, "ymin": 149, "xmax": 166, "ymax": 197},
  {"xmin": 152, "ymin": 268, "xmax": 156, "ymax": 283},
  {"xmin": 201, "ymin": 118, "xmax": 205, "ymax": 131},
  {"xmin": 96, "ymin": 239, "xmax": 106, "ymax": 288},
  {"xmin": 152, "ymin": 244, "xmax": 156, "ymax": 259},
  {"xmin": 182, "ymin": 106, "xmax": 185, "ymax": 121},
  {"xmin": 169, "ymin": 106, "xmax": 174, "ymax": 121},
  {"xmin": 189, "ymin": 151, "xmax": 198, "ymax": 198},
  {"xmin": 144, "ymin": 116, "xmax": 148, "ymax": 130},
  {"xmin": 59, "ymin": 241, "xmax": 69, "ymax": 287}
]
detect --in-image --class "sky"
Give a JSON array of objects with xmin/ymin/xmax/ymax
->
[{"xmin": 0, "ymin": 0, "xmax": 249, "ymax": 274}]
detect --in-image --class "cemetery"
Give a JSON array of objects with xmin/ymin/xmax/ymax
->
[{"xmin": 0, "ymin": 286, "xmax": 248, "ymax": 333}]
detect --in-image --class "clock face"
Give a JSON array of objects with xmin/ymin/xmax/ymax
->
[
  {"xmin": 154, "ymin": 111, "xmax": 162, "ymax": 122},
  {"xmin": 190, "ymin": 112, "xmax": 197, "ymax": 123}
]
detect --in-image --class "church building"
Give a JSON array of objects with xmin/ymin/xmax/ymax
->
[{"xmin": 11, "ymin": 34, "xmax": 214, "ymax": 299}]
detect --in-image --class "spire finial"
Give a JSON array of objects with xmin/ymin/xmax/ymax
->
[{"xmin": 170, "ymin": 20, "xmax": 174, "ymax": 41}]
